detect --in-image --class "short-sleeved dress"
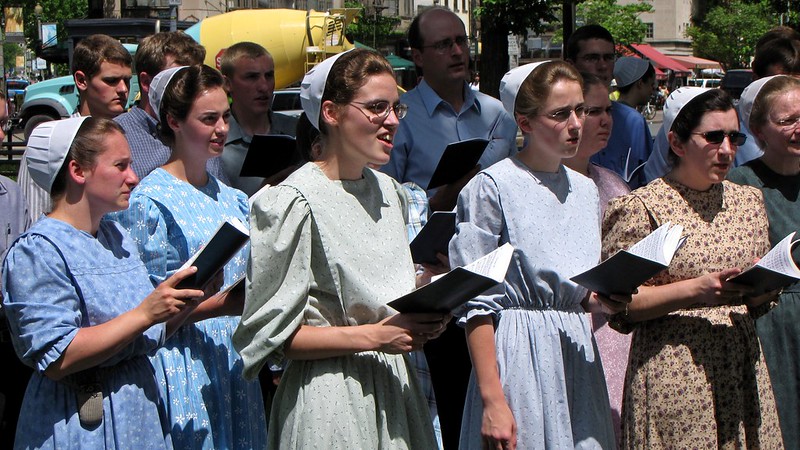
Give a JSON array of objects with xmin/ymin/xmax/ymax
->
[
  {"xmin": 1, "ymin": 217, "xmax": 171, "ymax": 450},
  {"xmin": 108, "ymin": 168, "xmax": 266, "ymax": 450},
  {"xmin": 729, "ymin": 159, "xmax": 800, "ymax": 448},
  {"xmin": 232, "ymin": 163, "xmax": 437, "ymax": 449},
  {"xmin": 602, "ymin": 177, "xmax": 783, "ymax": 449},
  {"xmin": 450, "ymin": 157, "xmax": 616, "ymax": 449}
]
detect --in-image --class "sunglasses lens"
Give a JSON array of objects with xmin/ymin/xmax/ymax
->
[
  {"xmin": 732, "ymin": 133, "xmax": 747, "ymax": 146},
  {"xmin": 704, "ymin": 131, "xmax": 725, "ymax": 144}
]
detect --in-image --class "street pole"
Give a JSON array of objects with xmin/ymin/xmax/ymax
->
[{"xmin": 168, "ymin": 0, "xmax": 181, "ymax": 32}]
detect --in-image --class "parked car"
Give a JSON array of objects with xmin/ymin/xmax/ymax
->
[
  {"xmin": 18, "ymin": 43, "xmax": 139, "ymax": 140},
  {"xmin": 687, "ymin": 78, "xmax": 721, "ymax": 89},
  {"xmin": 5, "ymin": 78, "xmax": 29, "ymax": 119},
  {"xmin": 720, "ymin": 69, "xmax": 753, "ymax": 100}
]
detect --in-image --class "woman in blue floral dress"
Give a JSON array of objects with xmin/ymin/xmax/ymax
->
[
  {"xmin": 2, "ymin": 117, "xmax": 206, "ymax": 449},
  {"xmin": 109, "ymin": 65, "xmax": 266, "ymax": 449}
]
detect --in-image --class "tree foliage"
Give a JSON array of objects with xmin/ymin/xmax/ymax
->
[
  {"xmin": 344, "ymin": 1, "xmax": 402, "ymax": 48},
  {"xmin": 686, "ymin": 0, "xmax": 776, "ymax": 70},
  {"xmin": 3, "ymin": 43, "xmax": 22, "ymax": 71},
  {"xmin": 576, "ymin": 0, "xmax": 653, "ymax": 47},
  {"xmin": 477, "ymin": 0, "xmax": 560, "ymax": 97}
]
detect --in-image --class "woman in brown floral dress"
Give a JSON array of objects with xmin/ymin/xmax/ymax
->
[{"xmin": 602, "ymin": 87, "xmax": 783, "ymax": 449}]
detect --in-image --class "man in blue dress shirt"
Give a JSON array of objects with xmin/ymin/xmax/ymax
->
[
  {"xmin": 380, "ymin": 8, "xmax": 516, "ymax": 449},
  {"xmin": 381, "ymin": 7, "xmax": 517, "ymax": 213}
]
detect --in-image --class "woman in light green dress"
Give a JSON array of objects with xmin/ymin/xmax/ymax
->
[{"xmin": 232, "ymin": 49, "xmax": 446, "ymax": 449}]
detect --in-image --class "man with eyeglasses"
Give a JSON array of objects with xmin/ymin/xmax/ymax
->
[
  {"xmin": 380, "ymin": 7, "xmax": 517, "ymax": 450},
  {"xmin": 565, "ymin": 24, "xmax": 617, "ymax": 86},
  {"xmin": 381, "ymin": 6, "xmax": 517, "ymax": 213}
]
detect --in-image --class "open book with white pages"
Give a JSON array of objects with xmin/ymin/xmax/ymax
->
[
  {"xmin": 571, "ymin": 222, "xmax": 686, "ymax": 296},
  {"xmin": 389, "ymin": 243, "xmax": 514, "ymax": 314},
  {"xmin": 728, "ymin": 231, "xmax": 800, "ymax": 295}
]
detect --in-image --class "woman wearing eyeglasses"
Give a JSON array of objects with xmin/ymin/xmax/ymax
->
[
  {"xmin": 232, "ymin": 49, "xmax": 445, "ymax": 449},
  {"xmin": 602, "ymin": 87, "xmax": 783, "ymax": 449},
  {"xmin": 450, "ymin": 61, "xmax": 618, "ymax": 450},
  {"xmin": 728, "ymin": 75, "xmax": 800, "ymax": 449}
]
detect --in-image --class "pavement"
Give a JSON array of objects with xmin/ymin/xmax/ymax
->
[{"xmin": 647, "ymin": 109, "xmax": 664, "ymax": 137}]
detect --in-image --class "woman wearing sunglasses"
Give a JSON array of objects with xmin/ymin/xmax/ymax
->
[
  {"xmin": 233, "ymin": 49, "xmax": 445, "ymax": 449},
  {"xmin": 728, "ymin": 74, "xmax": 800, "ymax": 449},
  {"xmin": 451, "ymin": 61, "xmax": 619, "ymax": 449},
  {"xmin": 602, "ymin": 87, "xmax": 783, "ymax": 448}
]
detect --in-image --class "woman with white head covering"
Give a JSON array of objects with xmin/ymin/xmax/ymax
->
[
  {"xmin": 108, "ymin": 65, "xmax": 267, "ymax": 449},
  {"xmin": 232, "ymin": 48, "xmax": 445, "ymax": 449},
  {"xmin": 603, "ymin": 87, "xmax": 783, "ymax": 448},
  {"xmin": 728, "ymin": 74, "xmax": 800, "ymax": 448},
  {"xmin": 1, "ymin": 117, "xmax": 207, "ymax": 449},
  {"xmin": 451, "ymin": 60, "xmax": 619, "ymax": 450}
]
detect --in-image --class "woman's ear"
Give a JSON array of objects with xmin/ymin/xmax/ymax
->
[
  {"xmin": 320, "ymin": 100, "xmax": 340, "ymax": 128},
  {"xmin": 517, "ymin": 114, "xmax": 533, "ymax": 135},
  {"xmin": 68, "ymin": 159, "xmax": 88, "ymax": 186},
  {"xmin": 166, "ymin": 112, "xmax": 181, "ymax": 134},
  {"xmin": 667, "ymin": 130, "xmax": 687, "ymax": 158}
]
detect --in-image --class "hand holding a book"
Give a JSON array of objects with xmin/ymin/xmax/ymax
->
[
  {"xmin": 416, "ymin": 253, "xmax": 451, "ymax": 288},
  {"xmin": 694, "ymin": 268, "xmax": 753, "ymax": 307},
  {"xmin": 138, "ymin": 266, "xmax": 206, "ymax": 323},
  {"xmin": 372, "ymin": 313, "xmax": 449, "ymax": 353},
  {"xmin": 589, "ymin": 292, "xmax": 632, "ymax": 315},
  {"xmin": 428, "ymin": 165, "xmax": 480, "ymax": 212}
]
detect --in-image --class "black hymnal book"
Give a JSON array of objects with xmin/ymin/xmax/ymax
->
[
  {"xmin": 571, "ymin": 222, "xmax": 686, "ymax": 296},
  {"xmin": 728, "ymin": 232, "xmax": 800, "ymax": 295},
  {"xmin": 239, "ymin": 134, "xmax": 302, "ymax": 179},
  {"xmin": 410, "ymin": 211, "xmax": 457, "ymax": 264},
  {"xmin": 389, "ymin": 243, "xmax": 513, "ymax": 313},
  {"xmin": 176, "ymin": 218, "xmax": 249, "ymax": 290},
  {"xmin": 427, "ymin": 138, "xmax": 490, "ymax": 190}
]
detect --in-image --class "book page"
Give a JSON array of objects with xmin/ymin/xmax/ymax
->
[
  {"xmin": 462, "ymin": 243, "xmax": 514, "ymax": 283},
  {"xmin": 753, "ymin": 232, "xmax": 800, "ymax": 278},
  {"xmin": 627, "ymin": 222, "xmax": 683, "ymax": 265}
]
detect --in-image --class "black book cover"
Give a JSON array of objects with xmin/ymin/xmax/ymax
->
[
  {"xmin": 176, "ymin": 220, "xmax": 249, "ymax": 290},
  {"xmin": 240, "ymin": 134, "xmax": 302, "ymax": 179},
  {"xmin": 427, "ymin": 138, "xmax": 489, "ymax": 190},
  {"xmin": 410, "ymin": 211, "xmax": 456, "ymax": 264}
]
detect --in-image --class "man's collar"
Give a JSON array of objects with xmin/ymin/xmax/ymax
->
[
  {"xmin": 226, "ymin": 113, "xmax": 250, "ymax": 145},
  {"xmin": 417, "ymin": 79, "xmax": 479, "ymax": 116}
]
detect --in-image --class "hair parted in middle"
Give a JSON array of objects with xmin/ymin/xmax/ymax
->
[
  {"xmin": 514, "ymin": 60, "xmax": 583, "ymax": 119},
  {"xmin": 157, "ymin": 64, "xmax": 226, "ymax": 147}
]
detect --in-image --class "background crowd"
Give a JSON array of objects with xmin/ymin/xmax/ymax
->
[{"xmin": 0, "ymin": 5, "xmax": 799, "ymax": 450}]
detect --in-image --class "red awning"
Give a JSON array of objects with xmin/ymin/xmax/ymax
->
[
  {"xmin": 629, "ymin": 43, "xmax": 692, "ymax": 76},
  {"xmin": 668, "ymin": 55, "xmax": 722, "ymax": 71}
]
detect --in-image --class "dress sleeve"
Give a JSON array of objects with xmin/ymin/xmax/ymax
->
[
  {"xmin": 1, "ymin": 234, "xmax": 81, "ymax": 373},
  {"xmin": 233, "ymin": 185, "xmax": 313, "ymax": 379},
  {"xmin": 448, "ymin": 172, "xmax": 506, "ymax": 324},
  {"xmin": 601, "ymin": 193, "xmax": 656, "ymax": 333},
  {"xmin": 108, "ymin": 194, "xmax": 171, "ymax": 287}
]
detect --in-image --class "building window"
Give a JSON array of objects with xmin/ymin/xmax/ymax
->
[{"xmin": 645, "ymin": 22, "xmax": 654, "ymax": 39}]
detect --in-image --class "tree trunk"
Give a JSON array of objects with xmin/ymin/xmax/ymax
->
[{"xmin": 479, "ymin": 17, "xmax": 509, "ymax": 99}]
